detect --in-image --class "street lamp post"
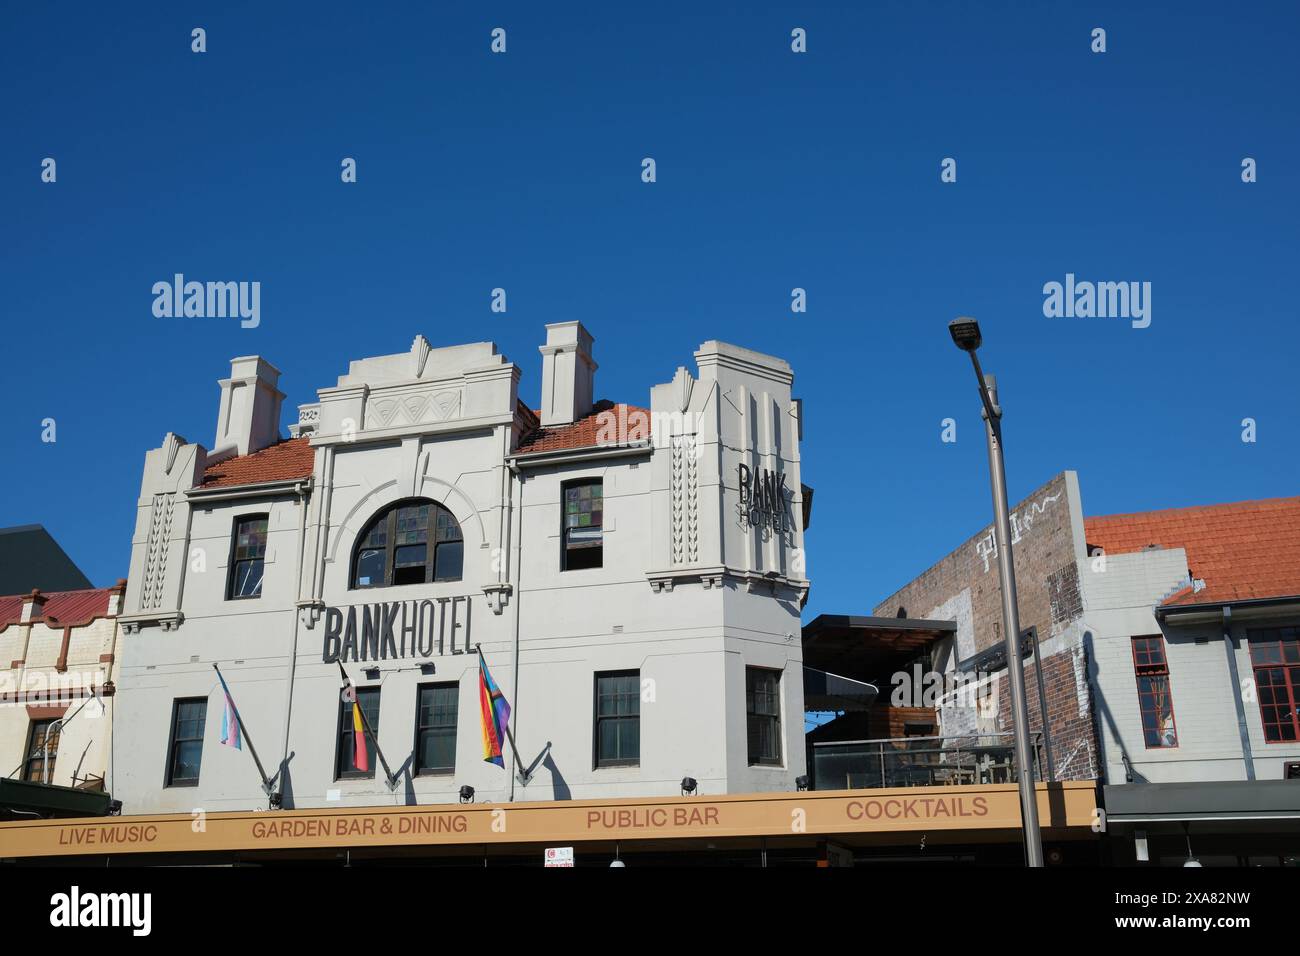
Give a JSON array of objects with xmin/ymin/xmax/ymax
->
[{"xmin": 948, "ymin": 316, "xmax": 1045, "ymax": 868}]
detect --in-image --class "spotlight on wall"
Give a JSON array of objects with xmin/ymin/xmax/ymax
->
[
  {"xmin": 459, "ymin": 785, "xmax": 475, "ymax": 804},
  {"xmin": 795, "ymin": 775, "xmax": 810, "ymax": 792},
  {"xmin": 680, "ymin": 776, "xmax": 698, "ymax": 796},
  {"xmin": 363, "ymin": 666, "xmax": 380, "ymax": 680},
  {"xmin": 419, "ymin": 661, "xmax": 436, "ymax": 675}
]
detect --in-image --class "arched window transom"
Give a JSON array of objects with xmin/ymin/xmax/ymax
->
[{"xmin": 351, "ymin": 499, "xmax": 464, "ymax": 589}]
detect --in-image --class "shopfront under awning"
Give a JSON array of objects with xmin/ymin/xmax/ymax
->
[{"xmin": 803, "ymin": 666, "xmax": 878, "ymax": 712}]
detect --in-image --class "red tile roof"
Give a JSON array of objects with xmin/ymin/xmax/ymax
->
[
  {"xmin": 516, "ymin": 400, "xmax": 651, "ymax": 455},
  {"xmin": 0, "ymin": 586, "xmax": 119, "ymax": 634},
  {"xmin": 1084, "ymin": 496, "xmax": 1300, "ymax": 607},
  {"xmin": 201, "ymin": 438, "xmax": 316, "ymax": 488}
]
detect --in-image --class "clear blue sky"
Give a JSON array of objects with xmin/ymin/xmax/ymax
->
[{"xmin": 3, "ymin": 2, "xmax": 1297, "ymax": 619}]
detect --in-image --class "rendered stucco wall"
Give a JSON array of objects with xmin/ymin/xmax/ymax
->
[
  {"xmin": 112, "ymin": 331, "xmax": 809, "ymax": 816},
  {"xmin": 1081, "ymin": 548, "xmax": 1300, "ymax": 784}
]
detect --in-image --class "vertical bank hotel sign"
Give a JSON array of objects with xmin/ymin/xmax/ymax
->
[{"xmin": 737, "ymin": 464, "xmax": 791, "ymax": 534}]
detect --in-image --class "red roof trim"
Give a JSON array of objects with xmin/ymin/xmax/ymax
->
[
  {"xmin": 0, "ymin": 586, "xmax": 116, "ymax": 634},
  {"xmin": 201, "ymin": 438, "xmax": 316, "ymax": 489}
]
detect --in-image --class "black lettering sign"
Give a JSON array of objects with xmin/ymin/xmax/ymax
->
[
  {"xmin": 737, "ymin": 464, "xmax": 791, "ymax": 533},
  {"xmin": 323, "ymin": 607, "xmax": 344, "ymax": 662},
  {"xmin": 322, "ymin": 596, "xmax": 476, "ymax": 663}
]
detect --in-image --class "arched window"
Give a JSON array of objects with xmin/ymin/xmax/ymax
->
[{"xmin": 351, "ymin": 499, "xmax": 464, "ymax": 589}]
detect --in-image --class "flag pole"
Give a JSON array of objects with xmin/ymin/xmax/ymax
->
[
  {"xmin": 212, "ymin": 663, "xmax": 275, "ymax": 800},
  {"xmin": 335, "ymin": 660, "xmax": 399, "ymax": 790}
]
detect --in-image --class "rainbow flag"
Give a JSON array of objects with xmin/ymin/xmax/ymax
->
[
  {"xmin": 351, "ymin": 696, "xmax": 370, "ymax": 773},
  {"xmin": 477, "ymin": 648, "xmax": 511, "ymax": 767},
  {"xmin": 216, "ymin": 669, "xmax": 242, "ymax": 751}
]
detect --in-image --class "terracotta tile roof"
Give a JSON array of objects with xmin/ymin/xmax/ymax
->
[
  {"xmin": 1084, "ymin": 496, "xmax": 1300, "ymax": 608},
  {"xmin": 516, "ymin": 400, "xmax": 651, "ymax": 455},
  {"xmin": 201, "ymin": 438, "xmax": 316, "ymax": 488},
  {"xmin": 0, "ymin": 586, "xmax": 119, "ymax": 634}
]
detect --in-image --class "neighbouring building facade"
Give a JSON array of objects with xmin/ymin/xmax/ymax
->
[
  {"xmin": 0, "ymin": 525, "xmax": 93, "ymax": 595},
  {"xmin": 0, "ymin": 583, "xmax": 125, "ymax": 796},
  {"xmin": 870, "ymin": 476, "xmax": 1300, "ymax": 865},
  {"xmin": 111, "ymin": 322, "xmax": 812, "ymax": 815},
  {"xmin": 1083, "ymin": 496, "xmax": 1300, "ymax": 865}
]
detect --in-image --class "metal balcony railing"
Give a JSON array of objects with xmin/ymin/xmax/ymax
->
[{"xmin": 809, "ymin": 733, "xmax": 1044, "ymax": 790}]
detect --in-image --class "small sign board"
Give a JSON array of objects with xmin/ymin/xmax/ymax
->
[{"xmin": 544, "ymin": 846, "xmax": 574, "ymax": 868}]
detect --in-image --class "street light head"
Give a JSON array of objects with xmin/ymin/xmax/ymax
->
[{"xmin": 948, "ymin": 316, "xmax": 982, "ymax": 352}]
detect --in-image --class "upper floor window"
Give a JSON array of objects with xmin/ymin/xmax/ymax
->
[
  {"xmin": 1248, "ymin": 627, "xmax": 1300, "ymax": 743},
  {"xmin": 415, "ymin": 683, "xmax": 459, "ymax": 775},
  {"xmin": 594, "ymin": 670, "xmax": 640, "ymax": 768},
  {"xmin": 336, "ymin": 686, "xmax": 381, "ymax": 779},
  {"xmin": 227, "ymin": 515, "xmax": 268, "ymax": 599},
  {"xmin": 23, "ymin": 719, "xmax": 61, "ymax": 783},
  {"xmin": 1132, "ymin": 636, "xmax": 1178, "ymax": 748},
  {"xmin": 746, "ymin": 667, "xmax": 783, "ymax": 766},
  {"xmin": 351, "ymin": 499, "xmax": 463, "ymax": 589},
  {"xmin": 165, "ymin": 698, "xmax": 207, "ymax": 787},
  {"xmin": 562, "ymin": 479, "xmax": 603, "ymax": 571}
]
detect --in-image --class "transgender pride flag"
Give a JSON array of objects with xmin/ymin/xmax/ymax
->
[
  {"xmin": 477, "ymin": 647, "xmax": 511, "ymax": 768},
  {"xmin": 215, "ymin": 668, "xmax": 243, "ymax": 750}
]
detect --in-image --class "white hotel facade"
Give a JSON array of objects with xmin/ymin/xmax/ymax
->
[{"xmin": 112, "ymin": 323, "xmax": 811, "ymax": 814}]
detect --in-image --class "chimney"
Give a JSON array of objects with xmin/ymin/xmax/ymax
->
[
  {"xmin": 21, "ymin": 590, "xmax": 47, "ymax": 624},
  {"xmin": 215, "ymin": 356, "xmax": 285, "ymax": 457},
  {"xmin": 109, "ymin": 579, "xmax": 128, "ymax": 616},
  {"xmin": 538, "ymin": 322, "xmax": 597, "ymax": 427}
]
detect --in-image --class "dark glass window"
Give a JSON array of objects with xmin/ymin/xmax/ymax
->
[
  {"xmin": 1132, "ymin": 636, "xmax": 1178, "ymax": 748},
  {"xmin": 336, "ymin": 687, "xmax": 381, "ymax": 778},
  {"xmin": 1248, "ymin": 627, "xmax": 1300, "ymax": 743},
  {"xmin": 350, "ymin": 499, "xmax": 463, "ymax": 589},
  {"xmin": 23, "ymin": 719, "xmax": 61, "ymax": 783},
  {"xmin": 562, "ymin": 480, "xmax": 603, "ymax": 571},
  {"xmin": 166, "ymin": 698, "xmax": 207, "ymax": 786},
  {"xmin": 746, "ymin": 668, "xmax": 782, "ymax": 766},
  {"xmin": 415, "ymin": 684, "xmax": 459, "ymax": 774},
  {"xmin": 227, "ymin": 515, "xmax": 268, "ymax": 599},
  {"xmin": 594, "ymin": 671, "xmax": 639, "ymax": 767}
]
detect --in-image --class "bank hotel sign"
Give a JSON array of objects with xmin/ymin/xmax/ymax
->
[
  {"xmin": 321, "ymin": 595, "xmax": 474, "ymax": 663},
  {"xmin": 736, "ymin": 463, "xmax": 791, "ymax": 533}
]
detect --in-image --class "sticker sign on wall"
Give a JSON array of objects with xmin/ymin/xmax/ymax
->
[{"xmin": 544, "ymin": 846, "xmax": 574, "ymax": 867}]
